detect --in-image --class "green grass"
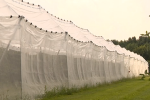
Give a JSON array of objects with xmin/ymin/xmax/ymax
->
[{"xmin": 40, "ymin": 76, "xmax": 150, "ymax": 100}]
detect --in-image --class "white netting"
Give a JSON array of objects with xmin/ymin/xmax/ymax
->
[
  {"xmin": 20, "ymin": 17, "xmax": 148, "ymax": 99},
  {"xmin": 0, "ymin": 17, "xmax": 21, "ymax": 100},
  {"xmin": 0, "ymin": 0, "xmax": 149, "ymax": 99}
]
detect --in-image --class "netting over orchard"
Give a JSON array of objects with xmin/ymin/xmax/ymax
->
[{"xmin": 0, "ymin": 0, "xmax": 148, "ymax": 99}]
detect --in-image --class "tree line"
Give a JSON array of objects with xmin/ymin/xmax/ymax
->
[{"xmin": 111, "ymin": 33, "xmax": 150, "ymax": 72}]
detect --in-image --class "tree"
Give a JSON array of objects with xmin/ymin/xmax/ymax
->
[
  {"xmin": 111, "ymin": 40, "xmax": 119, "ymax": 45},
  {"xmin": 141, "ymin": 31, "xmax": 150, "ymax": 37},
  {"xmin": 125, "ymin": 43, "xmax": 138, "ymax": 51}
]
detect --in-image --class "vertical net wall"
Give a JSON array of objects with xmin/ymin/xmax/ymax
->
[
  {"xmin": 0, "ymin": 17, "xmax": 149, "ymax": 99},
  {"xmin": 20, "ymin": 20, "xmax": 68, "ymax": 99},
  {"xmin": 0, "ymin": 17, "xmax": 22, "ymax": 100}
]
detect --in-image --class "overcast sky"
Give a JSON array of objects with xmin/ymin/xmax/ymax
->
[{"xmin": 23, "ymin": 0, "xmax": 150, "ymax": 41}]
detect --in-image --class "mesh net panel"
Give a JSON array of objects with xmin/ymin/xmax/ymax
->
[
  {"xmin": 20, "ymin": 19, "xmax": 67, "ymax": 99},
  {"xmin": 0, "ymin": 17, "xmax": 21, "ymax": 100},
  {"xmin": 0, "ymin": 14, "xmax": 149, "ymax": 100}
]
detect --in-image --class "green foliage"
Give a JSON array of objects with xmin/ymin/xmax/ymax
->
[
  {"xmin": 145, "ymin": 70, "xmax": 148, "ymax": 74},
  {"xmin": 111, "ymin": 40, "xmax": 119, "ymax": 45},
  {"xmin": 41, "ymin": 85, "xmax": 90, "ymax": 100},
  {"xmin": 139, "ymin": 74, "xmax": 145, "ymax": 80},
  {"xmin": 125, "ymin": 43, "xmax": 138, "ymax": 51}
]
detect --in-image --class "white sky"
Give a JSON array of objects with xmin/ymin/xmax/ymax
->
[{"xmin": 23, "ymin": 0, "xmax": 150, "ymax": 41}]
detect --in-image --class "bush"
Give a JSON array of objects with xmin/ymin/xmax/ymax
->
[{"xmin": 139, "ymin": 74, "xmax": 145, "ymax": 80}]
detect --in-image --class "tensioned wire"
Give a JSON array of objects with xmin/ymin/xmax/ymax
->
[
  {"xmin": 4, "ymin": 0, "xmax": 109, "ymax": 44},
  {"xmin": 3, "ymin": 0, "xmax": 147, "ymax": 62},
  {"xmin": 0, "ymin": 16, "xmax": 148, "ymax": 99},
  {"xmin": 6, "ymin": 0, "xmax": 101, "ymax": 38}
]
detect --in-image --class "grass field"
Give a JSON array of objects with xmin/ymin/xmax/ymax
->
[{"xmin": 40, "ymin": 76, "xmax": 150, "ymax": 100}]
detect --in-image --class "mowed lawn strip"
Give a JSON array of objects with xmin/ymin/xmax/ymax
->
[{"xmin": 41, "ymin": 77, "xmax": 150, "ymax": 100}]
